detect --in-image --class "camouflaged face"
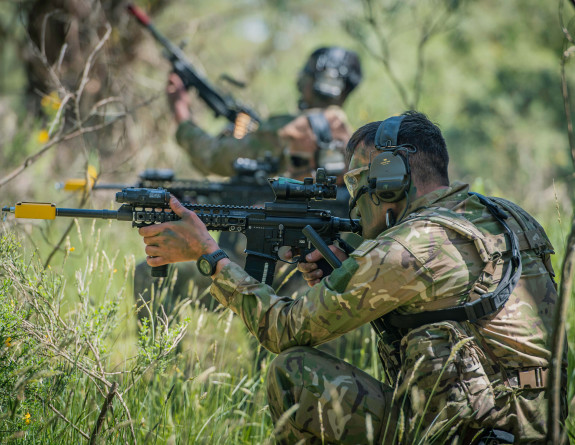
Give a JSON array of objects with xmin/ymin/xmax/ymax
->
[{"xmin": 210, "ymin": 181, "xmax": 563, "ymax": 442}]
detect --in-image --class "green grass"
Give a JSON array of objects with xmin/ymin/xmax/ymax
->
[{"xmin": 1, "ymin": 206, "xmax": 574, "ymax": 443}]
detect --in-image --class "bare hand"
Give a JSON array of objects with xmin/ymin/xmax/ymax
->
[
  {"xmin": 166, "ymin": 73, "xmax": 191, "ymax": 123},
  {"xmin": 287, "ymin": 245, "xmax": 348, "ymax": 287},
  {"xmin": 139, "ymin": 196, "xmax": 221, "ymax": 267}
]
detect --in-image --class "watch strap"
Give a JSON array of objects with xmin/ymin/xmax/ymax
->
[{"xmin": 198, "ymin": 249, "xmax": 229, "ymax": 276}]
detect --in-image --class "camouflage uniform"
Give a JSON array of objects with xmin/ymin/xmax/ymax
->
[
  {"xmin": 210, "ymin": 182, "xmax": 565, "ymax": 444},
  {"xmin": 175, "ymin": 105, "xmax": 351, "ymax": 179}
]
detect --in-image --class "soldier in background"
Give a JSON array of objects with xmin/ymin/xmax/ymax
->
[
  {"xmin": 166, "ymin": 46, "xmax": 362, "ymax": 181},
  {"xmin": 138, "ymin": 111, "xmax": 566, "ymax": 443}
]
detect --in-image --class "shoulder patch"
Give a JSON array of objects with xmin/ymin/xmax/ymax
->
[{"xmin": 351, "ymin": 239, "xmax": 380, "ymax": 257}]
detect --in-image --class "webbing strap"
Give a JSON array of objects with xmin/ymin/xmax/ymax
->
[{"xmin": 385, "ymin": 192, "xmax": 523, "ymax": 328}]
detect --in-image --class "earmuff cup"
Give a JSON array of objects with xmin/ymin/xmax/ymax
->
[
  {"xmin": 368, "ymin": 151, "xmax": 410, "ymax": 202},
  {"xmin": 368, "ymin": 115, "xmax": 412, "ymax": 203}
]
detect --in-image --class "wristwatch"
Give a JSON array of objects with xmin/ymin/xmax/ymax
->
[{"xmin": 197, "ymin": 249, "xmax": 229, "ymax": 276}]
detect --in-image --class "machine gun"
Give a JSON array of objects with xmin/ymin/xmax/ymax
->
[
  {"xmin": 127, "ymin": 3, "xmax": 260, "ymax": 139},
  {"xmin": 4, "ymin": 169, "xmax": 360, "ymax": 284},
  {"xmin": 58, "ymin": 156, "xmax": 280, "ymax": 205}
]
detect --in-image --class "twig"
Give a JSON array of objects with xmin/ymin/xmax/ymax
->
[
  {"xmin": 0, "ymin": 114, "xmax": 124, "ymax": 189},
  {"xmin": 547, "ymin": 220, "xmax": 575, "ymax": 445},
  {"xmin": 349, "ymin": 0, "xmax": 459, "ymax": 110},
  {"xmin": 113, "ymin": 391, "xmax": 137, "ymax": 445},
  {"xmin": 0, "ymin": 89, "xmax": 158, "ymax": 190},
  {"xmin": 547, "ymin": 2, "xmax": 575, "ymax": 443},
  {"xmin": 75, "ymin": 23, "xmax": 112, "ymax": 124},
  {"xmin": 44, "ymin": 186, "xmax": 91, "ymax": 267},
  {"xmin": 89, "ymin": 382, "xmax": 118, "ymax": 445},
  {"xmin": 47, "ymin": 402, "xmax": 90, "ymax": 441}
]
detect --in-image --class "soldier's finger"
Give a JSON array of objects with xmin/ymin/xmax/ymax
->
[
  {"xmin": 169, "ymin": 196, "xmax": 198, "ymax": 222},
  {"xmin": 302, "ymin": 269, "xmax": 323, "ymax": 281},
  {"xmin": 305, "ymin": 249, "xmax": 327, "ymax": 263},
  {"xmin": 168, "ymin": 72, "xmax": 184, "ymax": 88},
  {"xmin": 142, "ymin": 235, "xmax": 160, "ymax": 245},
  {"xmin": 145, "ymin": 245, "xmax": 161, "ymax": 256},
  {"xmin": 139, "ymin": 225, "xmax": 163, "ymax": 237},
  {"xmin": 146, "ymin": 255, "xmax": 167, "ymax": 267},
  {"xmin": 297, "ymin": 261, "xmax": 318, "ymax": 273},
  {"xmin": 302, "ymin": 275, "xmax": 321, "ymax": 287}
]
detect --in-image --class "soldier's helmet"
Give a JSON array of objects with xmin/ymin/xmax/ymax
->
[{"xmin": 299, "ymin": 47, "xmax": 363, "ymax": 100}]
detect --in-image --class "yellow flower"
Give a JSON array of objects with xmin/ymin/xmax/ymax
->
[
  {"xmin": 24, "ymin": 413, "xmax": 31, "ymax": 424},
  {"xmin": 4, "ymin": 337, "xmax": 11, "ymax": 347},
  {"xmin": 68, "ymin": 247, "xmax": 75, "ymax": 252},
  {"xmin": 41, "ymin": 91, "xmax": 61, "ymax": 110},
  {"xmin": 113, "ymin": 269, "xmax": 117, "ymax": 273},
  {"xmin": 38, "ymin": 130, "xmax": 50, "ymax": 144}
]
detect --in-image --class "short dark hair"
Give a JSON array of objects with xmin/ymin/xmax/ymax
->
[{"xmin": 346, "ymin": 111, "xmax": 450, "ymax": 186}]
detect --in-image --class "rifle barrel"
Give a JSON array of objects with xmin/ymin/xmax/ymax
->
[{"xmin": 55, "ymin": 208, "xmax": 120, "ymax": 219}]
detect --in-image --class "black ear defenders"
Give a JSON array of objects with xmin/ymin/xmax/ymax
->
[{"xmin": 368, "ymin": 115, "xmax": 414, "ymax": 203}]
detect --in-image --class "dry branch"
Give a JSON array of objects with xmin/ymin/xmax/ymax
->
[{"xmin": 89, "ymin": 382, "xmax": 118, "ymax": 445}]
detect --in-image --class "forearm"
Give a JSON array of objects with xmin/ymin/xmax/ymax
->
[
  {"xmin": 175, "ymin": 117, "xmax": 289, "ymax": 177},
  {"xmin": 210, "ymin": 263, "xmax": 317, "ymax": 353},
  {"xmin": 175, "ymin": 121, "xmax": 237, "ymax": 176},
  {"xmin": 209, "ymin": 259, "xmax": 379, "ymax": 353}
]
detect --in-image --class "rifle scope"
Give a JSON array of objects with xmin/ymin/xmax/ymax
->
[{"xmin": 270, "ymin": 168, "xmax": 337, "ymax": 201}]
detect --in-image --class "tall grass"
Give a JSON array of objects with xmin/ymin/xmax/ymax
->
[
  {"xmin": 1, "ymin": 204, "xmax": 573, "ymax": 444},
  {"xmin": 0, "ymin": 221, "xmax": 276, "ymax": 444}
]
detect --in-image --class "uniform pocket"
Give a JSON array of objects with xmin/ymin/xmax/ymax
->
[{"xmin": 397, "ymin": 322, "xmax": 497, "ymax": 438}]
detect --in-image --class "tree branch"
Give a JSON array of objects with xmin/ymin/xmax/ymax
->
[{"xmin": 89, "ymin": 382, "xmax": 118, "ymax": 445}]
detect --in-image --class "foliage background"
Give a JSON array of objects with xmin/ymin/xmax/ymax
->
[{"xmin": 0, "ymin": 0, "xmax": 573, "ymax": 443}]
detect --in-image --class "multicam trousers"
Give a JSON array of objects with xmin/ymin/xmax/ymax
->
[{"xmin": 266, "ymin": 346, "xmax": 398, "ymax": 444}]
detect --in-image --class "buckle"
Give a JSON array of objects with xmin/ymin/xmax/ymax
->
[
  {"xmin": 464, "ymin": 294, "xmax": 497, "ymax": 322},
  {"xmin": 518, "ymin": 368, "xmax": 548, "ymax": 388}
]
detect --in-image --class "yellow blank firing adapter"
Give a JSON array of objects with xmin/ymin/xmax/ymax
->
[
  {"xmin": 62, "ymin": 178, "xmax": 88, "ymax": 191},
  {"xmin": 62, "ymin": 165, "xmax": 98, "ymax": 191},
  {"xmin": 14, "ymin": 202, "xmax": 57, "ymax": 220}
]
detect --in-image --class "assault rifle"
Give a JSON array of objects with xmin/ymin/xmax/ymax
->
[
  {"xmin": 58, "ymin": 156, "xmax": 280, "ymax": 205},
  {"xmin": 57, "ymin": 156, "xmax": 352, "ymax": 218},
  {"xmin": 127, "ymin": 3, "xmax": 260, "ymax": 139},
  {"xmin": 3, "ymin": 169, "xmax": 360, "ymax": 284}
]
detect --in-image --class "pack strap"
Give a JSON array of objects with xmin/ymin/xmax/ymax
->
[{"xmin": 385, "ymin": 192, "xmax": 523, "ymax": 328}]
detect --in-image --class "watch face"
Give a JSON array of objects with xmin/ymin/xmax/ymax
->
[{"xmin": 198, "ymin": 258, "xmax": 212, "ymax": 275}]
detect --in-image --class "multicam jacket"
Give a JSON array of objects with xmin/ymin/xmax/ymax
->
[
  {"xmin": 210, "ymin": 182, "xmax": 563, "ymax": 441},
  {"xmin": 175, "ymin": 106, "xmax": 351, "ymax": 178}
]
